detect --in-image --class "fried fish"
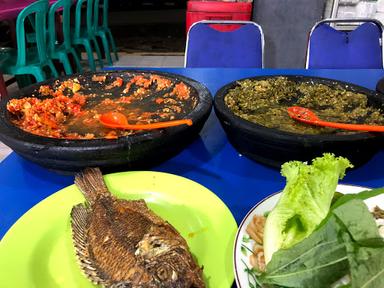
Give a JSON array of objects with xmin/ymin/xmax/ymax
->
[{"xmin": 71, "ymin": 168, "xmax": 205, "ymax": 288}]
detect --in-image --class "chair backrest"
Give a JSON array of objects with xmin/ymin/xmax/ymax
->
[
  {"xmin": 306, "ymin": 18, "xmax": 384, "ymax": 69},
  {"xmin": 16, "ymin": 0, "xmax": 49, "ymax": 67},
  {"xmin": 93, "ymin": 0, "xmax": 109, "ymax": 30},
  {"xmin": 185, "ymin": 20, "xmax": 264, "ymax": 68},
  {"xmin": 74, "ymin": 0, "xmax": 95, "ymax": 38},
  {"xmin": 48, "ymin": 0, "xmax": 72, "ymax": 52}
]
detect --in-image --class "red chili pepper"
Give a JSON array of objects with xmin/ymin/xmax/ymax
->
[
  {"xmin": 115, "ymin": 77, "xmax": 123, "ymax": 87},
  {"xmin": 71, "ymin": 105, "xmax": 82, "ymax": 115},
  {"xmin": 155, "ymin": 97, "xmax": 164, "ymax": 104}
]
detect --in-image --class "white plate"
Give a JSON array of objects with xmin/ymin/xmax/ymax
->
[{"xmin": 233, "ymin": 184, "xmax": 384, "ymax": 288}]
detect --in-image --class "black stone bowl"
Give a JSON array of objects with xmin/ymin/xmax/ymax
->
[
  {"xmin": 214, "ymin": 75, "xmax": 384, "ymax": 168},
  {"xmin": 0, "ymin": 70, "xmax": 212, "ymax": 173}
]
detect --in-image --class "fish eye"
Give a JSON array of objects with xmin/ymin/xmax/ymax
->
[{"xmin": 156, "ymin": 266, "xmax": 171, "ymax": 281}]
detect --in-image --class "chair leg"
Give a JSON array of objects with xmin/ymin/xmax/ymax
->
[
  {"xmin": 0, "ymin": 73, "xmax": 8, "ymax": 100},
  {"xmin": 74, "ymin": 46, "xmax": 83, "ymax": 61},
  {"xmin": 15, "ymin": 75, "xmax": 34, "ymax": 88},
  {"xmin": 61, "ymin": 54, "xmax": 74, "ymax": 75},
  {"xmin": 91, "ymin": 37, "xmax": 104, "ymax": 69},
  {"xmin": 32, "ymin": 69, "xmax": 47, "ymax": 83},
  {"xmin": 70, "ymin": 48, "xmax": 83, "ymax": 73},
  {"xmin": 48, "ymin": 60, "xmax": 59, "ymax": 78},
  {"xmin": 98, "ymin": 32, "xmax": 113, "ymax": 66},
  {"xmin": 106, "ymin": 28, "xmax": 118, "ymax": 61},
  {"xmin": 82, "ymin": 41, "xmax": 97, "ymax": 71}
]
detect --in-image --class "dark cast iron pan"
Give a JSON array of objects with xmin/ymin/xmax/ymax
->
[
  {"xmin": 214, "ymin": 75, "xmax": 384, "ymax": 169},
  {"xmin": 0, "ymin": 70, "xmax": 212, "ymax": 173}
]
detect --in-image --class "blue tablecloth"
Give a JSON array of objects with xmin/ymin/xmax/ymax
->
[{"xmin": 1, "ymin": 68, "xmax": 384, "ymax": 239}]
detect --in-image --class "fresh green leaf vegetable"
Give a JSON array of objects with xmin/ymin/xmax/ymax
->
[
  {"xmin": 263, "ymin": 153, "xmax": 352, "ymax": 263},
  {"xmin": 330, "ymin": 192, "xmax": 345, "ymax": 206},
  {"xmin": 331, "ymin": 188, "xmax": 384, "ymax": 210},
  {"xmin": 312, "ymin": 188, "xmax": 384, "ymax": 236},
  {"xmin": 334, "ymin": 200, "xmax": 384, "ymax": 288},
  {"xmin": 259, "ymin": 198, "xmax": 384, "ymax": 288},
  {"xmin": 346, "ymin": 242, "xmax": 384, "ymax": 288},
  {"xmin": 333, "ymin": 199, "xmax": 380, "ymax": 242},
  {"xmin": 262, "ymin": 215, "xmax": 349, "ymax": 288}
]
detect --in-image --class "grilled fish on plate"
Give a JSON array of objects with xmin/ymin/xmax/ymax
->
[{"xmin": 71, "ymin": 167, "xmax": 205, "ymax": 288}]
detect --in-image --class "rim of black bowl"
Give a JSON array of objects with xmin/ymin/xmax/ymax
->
[
  {"xmin": 0, "ymin": 70, "xmax": 213, "ymax": 150},
  {"xmin": 214, "ymin": 74, "xmax": 384, "ymax": 143}
]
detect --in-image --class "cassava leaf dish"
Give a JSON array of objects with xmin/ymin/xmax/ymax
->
[
  {"xmin": 224, "ymin": 77, "xmax": 384, "ymax": 135},
  {"xmin": 242, "ymin": 153, "xmax": 384, "ymax": 288}
]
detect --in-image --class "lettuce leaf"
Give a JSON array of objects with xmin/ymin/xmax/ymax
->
[{"xmin": 263, "ymin": 153, "xmax": 352, "ymax": 263}]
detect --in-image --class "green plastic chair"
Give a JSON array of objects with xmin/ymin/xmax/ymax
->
[
  {"xmin": 0, "ymin": 0, "xmax": 58, "ymax": 85},
  {"xmin": 72, "ymin": 0, "xmax": 104, "ymax": 71},
  {"xmin": 93, "ymin": 0, "xmax": 118, "ymax": 65},
  {"xmin": 47, "ymin": 0, "xmax": 83, "ymax": 75}
]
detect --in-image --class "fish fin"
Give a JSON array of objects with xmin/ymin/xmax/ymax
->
[
  {"xmin": 74, "ymin": 167, "xmax": 110, "ymax": 204},
  {"xmin": 71, "ymin": 204, "xmax": 108, "ymax": 286}
]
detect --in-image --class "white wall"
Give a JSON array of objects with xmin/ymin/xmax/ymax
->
[
  {"xmin": 253, "ymin": 0, "xmax": 326, "ymax": 68},
  {"xmin": 326, "ymin": 0, "xmax": 384, "ymax": 24}
]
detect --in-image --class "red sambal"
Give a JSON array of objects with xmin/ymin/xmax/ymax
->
[{"xmin": 7, "ymin": 73, "xmax": 198, "ymax": 139}]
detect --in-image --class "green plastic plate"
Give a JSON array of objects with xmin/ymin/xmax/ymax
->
[{"xmin": 0, "ymin": 171, "xmax": 237, "ymax": 288}]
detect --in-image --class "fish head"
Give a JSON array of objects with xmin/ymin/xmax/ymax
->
[{"xmin": 135, "ymin": 234, "xmax": 198, "ymax": 285}]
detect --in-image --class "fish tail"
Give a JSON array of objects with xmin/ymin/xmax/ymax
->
[{"xmin": 74, "ymin": 167, "xmax": 110, "ymax": 204}]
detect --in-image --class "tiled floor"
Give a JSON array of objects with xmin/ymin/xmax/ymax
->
[
  {"xmin": 0, "ymin": 52, "xmax": 185, "ymax": 162},
  {"xmin": 113, "ymin": 53, "xmax": 184, "ymax": 67},
  {"xmin": 0, "ymin": 143, "xmax": 11, "ymax": 162}
]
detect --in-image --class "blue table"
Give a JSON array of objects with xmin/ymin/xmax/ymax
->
[{"xmin": 1, "ymin": 68, "xmax": 384, "ymax": 239}]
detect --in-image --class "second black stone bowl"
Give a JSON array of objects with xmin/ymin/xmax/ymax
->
[{"xmin": 214, "ymin": 75, "xmax": 384, "ymax": 168}]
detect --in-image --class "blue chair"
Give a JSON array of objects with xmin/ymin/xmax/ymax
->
[
  {"xmin": 306, "ymin": 18, "xmax": 384, "ymax": 69},
  {"xmin": 185, "ymin": 20, "xmax": 264, "ymax": 68}
]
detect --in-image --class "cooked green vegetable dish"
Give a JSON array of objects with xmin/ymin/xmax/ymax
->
[{"xmin": 224, "ymin": 77, "xmax": 384, "ymax": 134}]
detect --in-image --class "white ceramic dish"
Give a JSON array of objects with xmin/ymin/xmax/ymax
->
[{"xmin": 233, "ymin": 184, "xmax": 384, "ymax": 288}]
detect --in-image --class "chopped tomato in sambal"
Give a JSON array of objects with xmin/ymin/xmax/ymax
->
[{"xmin": 7, "ymin": 73, "xmax": 197, "ymax": 139}]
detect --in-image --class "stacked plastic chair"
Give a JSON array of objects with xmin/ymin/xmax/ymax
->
[
  {"xmin": 72, "ymin": 0, "xmax": 104, "ymax": 71},
  {"xmin": 47, "ymin": 0, "xmax": 83, "ymax": 74},
  {"xmin": 0, "ymin": 0, "xmax": 58, "ymax": 87},
  {"xmin": 185, "ymin": 20, "xmax": 264, "ymax": 68},
  {"xmin": 306, "ymin": 18, "xmax": 384, "ymax": 69},
  {"xmin": 93, "ymin": 0, "xmax": 119, "ymax": 65}
]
